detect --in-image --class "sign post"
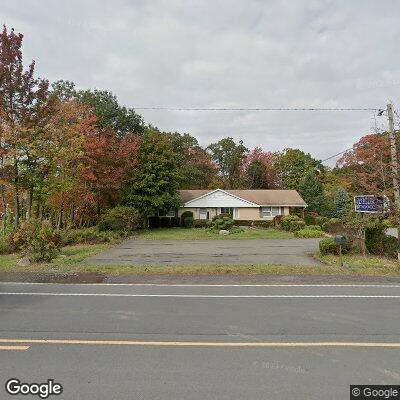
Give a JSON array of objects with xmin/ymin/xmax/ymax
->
[
  {"xmin": 354, "ymin": 195, "xmax": 388, "ymax": 257},
  {"xmin": 334, "ymin": 235, "xmax": 347, "ymax": 267}
]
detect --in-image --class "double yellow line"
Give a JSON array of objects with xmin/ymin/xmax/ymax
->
[{"xmin": 1, "ymin": 339, "xmax": 400, "ymax": 348}]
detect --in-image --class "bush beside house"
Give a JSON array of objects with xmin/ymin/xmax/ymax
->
[
  {"xmin": 281, "ymin": 215, "xmax": 306, "ymax": 232},
  {"xmin": 208, "ymin": 214, "xmax": 234, "ymax": 231},
  {"xmin": 98, "ymin": 206, "xmax": 140, "ymax": 232}
]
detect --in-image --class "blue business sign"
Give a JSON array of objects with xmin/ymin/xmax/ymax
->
[{"xmin": 354, "ymin": 195, "xmax": 389, "ymax": 213}]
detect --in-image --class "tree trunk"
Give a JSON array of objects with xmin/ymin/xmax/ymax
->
[
  {"xmin": 70, "ymin": 205, "xmax": 75, "ymax": 226},
  {"xmin": 27, "ymin": 186, "xmax": 34, "ymax": 220},
  {"xmin": 1, "ymin": 186, "xmax": 7, "ymax": 235},
  {"xmin": 57, "ymin": 206, "xmax": 64, "ymax": 230},
  {"xmin": 13, "ymin": 156, "xmax": 20, "ymax": 228}
]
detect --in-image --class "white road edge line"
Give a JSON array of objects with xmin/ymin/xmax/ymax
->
[
  {"xmin": 2, "ymin": 282, "xmax": 400, "ymax": 288},
  {"xmin": 1, "ymin": 292, "xmax": 400, "ymax": 298}
]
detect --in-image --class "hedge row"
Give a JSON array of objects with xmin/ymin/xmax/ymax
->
[{"xmin": 147, "ymin": 215, "xmax": 276, "ymax": 229}]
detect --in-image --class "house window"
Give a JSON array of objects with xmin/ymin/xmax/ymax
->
[
  {"xmin": 220, "ymin": 207, "xmax": 234, "ymax": 215},
  {"xmin": 166, "ymin": 209, "xmax": 176, "ymax": 217},
  {"xmin": 261, "ymin": 206, "xmax": 281, "ymax": 218}
]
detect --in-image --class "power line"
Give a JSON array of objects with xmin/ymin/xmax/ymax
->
[
  {"xmin": 133, "ymin": 106, "xmax": 381, "ymax": 112},
  {"xmin": 321, "ymin": 148, "xmax": 351, "ymax": 163}
]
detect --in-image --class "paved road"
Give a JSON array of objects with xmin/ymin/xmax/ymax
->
[
  {"xmin": 1, "ymin": 282, "xmax": 400, "ymax": 399},
  {"xmin": 84, "ymin": 238, "xmax": 321, "ymax": 266}
]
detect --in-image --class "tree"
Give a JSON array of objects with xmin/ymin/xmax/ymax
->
[
  {"xmin": 77, "ymin": 88, "xmax": 144, "ymax": 137},
  {"xmin": 0, "ymin": 25, "xmax": 53, "ymax": 227},
  {"xmin": 36, "ymin": 101, "xmax": 96, "ymax": 225},
  {"xmin": 51, "ymin": 80, "xmax": 77, "ymax": 101},
  {"xmin": 333, "ymin": 187, "xmax": 350, "ymax": 218},
  {"xmin": 243, "ymin": 147, "xmax": 279, "ymax": 189},
  {"xmin": 80, "ymin": 127, "xmax": 139, "ymax": 214},
  {"xmin": 166, "ymin": 132, "xmax": 217, "ymax": 189},
  {"xmin": 299, "ymin": 171, "xmax": 329, "ymax": 215},
  {"xmin": 245, "ymin": 160, "xmax": 268, "ymax": 189},
  {"xmin": 337, "ymin": 133, "xmax": 392, "ymax": 196},
  {"xmin": 124, "ymin": 130, "xmax": 181, "ymax": 225},
  {"xmin": 207, "ymin": 137, "xmax": 248, "ymax": 188},
  {"xmin": 276, "ymin": 148, "xmax": 324, "ymax": 189}
]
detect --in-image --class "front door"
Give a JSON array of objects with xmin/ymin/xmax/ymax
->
[{"xmin": 199, "ymin": 208, "xmax": 207, "ymax": 220}]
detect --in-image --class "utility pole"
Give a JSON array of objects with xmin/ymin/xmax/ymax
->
[{"xmin": 387, "ymin": 103, "xmax": 400, "ymax": 260}]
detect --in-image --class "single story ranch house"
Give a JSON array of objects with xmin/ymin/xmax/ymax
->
[{"xmin": 176, "ymin": 189, "xmax": 307, "ymax": 221}]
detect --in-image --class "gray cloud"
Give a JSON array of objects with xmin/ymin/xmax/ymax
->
[{"xmin": 3, "ymin": 0, "xmax": 400, "ymax": 165}]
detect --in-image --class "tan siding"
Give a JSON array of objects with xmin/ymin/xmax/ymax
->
[
  {"xmin": 283, "ymin": 206, "xmax": 290, "ymax": 216},
  {"xmin": 236, "ymin": 208, "xmax": 262, "ymax": 220}
]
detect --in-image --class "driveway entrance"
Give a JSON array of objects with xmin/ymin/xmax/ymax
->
[{"xmin": 84, "ymin": 239, "xmax": 321, "ymax": 266}]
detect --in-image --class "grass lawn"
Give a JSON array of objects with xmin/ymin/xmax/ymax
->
[
  {"xmin": 1, "ymin": 243, "xmax": 400, "ymax": 278},
  {"xmin": 134, "ymin": 227, "xmax": 295, "ymax": 240},
  {"xmin": 0, "ymin": 244, "xmax": 110, "ymax": 273},
  {"xmin": 314, "ymin": 252, "xmax": 400, "ymax": 276}
]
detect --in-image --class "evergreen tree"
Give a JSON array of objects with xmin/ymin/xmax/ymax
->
[
  {"xmin": 299, "ymin": 171, "xmax": 329, "ymax": 215},
  {"xmin": 333, "ymin": 187, "xmax": 350, "ymax": 218},
  {"xmin": 124, "ymin": 130, "xmax": 181, "ymax": 226}
]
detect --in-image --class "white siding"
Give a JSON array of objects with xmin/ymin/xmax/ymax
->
[{"xmin": 185, "ymin": 189, "xmax": 258, "ymax": 208}]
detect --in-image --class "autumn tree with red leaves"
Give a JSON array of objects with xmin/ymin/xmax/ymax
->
[
  {"xmin": 337, "ymin": 133, "xmax": 393, "ymax": 197},
  {"xmin": 0, "ymin": 25, "xmax": 55, "ymax": 227},
  {"xmin": 243, "ymin": 147, "xmax": 279, "ymax": 189}
]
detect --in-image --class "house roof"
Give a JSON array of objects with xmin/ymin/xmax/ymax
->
[{"xmin": 179, "ymin": 189, "xmax": 307, "ymax": 207}]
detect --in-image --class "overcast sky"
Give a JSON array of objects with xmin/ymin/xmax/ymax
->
[{"xmin": 3, "ymin": 0, "xmax": 400, "ymax": 165}]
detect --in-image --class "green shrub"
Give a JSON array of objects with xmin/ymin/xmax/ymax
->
[
  {"xmin": 322, "ymin": 218, "xmax": 342, "ymax": 233},
  {"xmin": 234, "ymin": 220, "xmax": 274, "ymax": 228},
  {"xmin": 159, "ymin": 217, "xmax": 171, "ymax": 228},
  {"xmin": 8, "ymin": 228, "xmax": 25, "ymax": 253},
  {"xmin": 98, "ymin": 206, "xmax": 140, "ymax": 232},
  {"xmin": 170, "ymin": 217, "xmax": 180, "ymax": 227},
  {"xmin": 273, "ymin": 215, "xmax": 284, "ymax": 227},
  {"xmin": 194, "ymin": 219, "xmax": 208, "ymax": 228},
  {"xmin": 319, "ymin": 237, "xmax": 340, "ymax": 255},
  {"xmin": 306, "ymin": 225, "xmax": 322, "ymax": 231},
  {"xmin": 148, "ymin": 216, "xmax": 160, "ymax": 228},
  {"xmin": 13, "ymin": 219, "xmax": 61, "ymax": 262},
  {"xmin": 295, "ymin": 229, "xmax": 325, "ymax": 238},
  {"xmin": 382, "ymin": 218, "xmax": 395, "ymax": 229},
  {"xmin": 314, "ymin": 216, "xmax": 329, "ymax": 227},
  {"xmin": 180, "ymin": 211, "xmax": 194, "ymax": 227},
  {"xmin": 183, "ymin": 216, "xmax": 194, "ymax": 228},
  {"xmin": 0, "ymin": 234, "xmax": 10, "ymax": 254},
  {"xmin": 61, "ymin": 227, "xmax": 122, "ymax": 245},
  {"xmin": 209, "ymin": 214, "xmax": 234, "ymax": 231},
  {"xmin": 232, "ymin": 220, "xmax": 253, "ymax": 227},
  {"xmin": 230, "ymin": 226, "xmax": 245, "ymax": 234},
  {"xmin": 281, "ymin": 215, "xmax": 306, "ymax": 232},
  {"xmin": 304, "ymin": 212, "xmax": 319, "ymax": 226},
  {"xmin": 365, "ymin": 226, "xmax": 386, "ymax": 255},
  {"xmin": 383, "ymin": 235, "xmax": 399, "ymax": 259},
  {"xmin": 252, "ymin": 220, "xmax": 274, "ymax": 228}
]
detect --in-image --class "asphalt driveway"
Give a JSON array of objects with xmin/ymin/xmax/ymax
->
[{"xmin": 84, "ymin": 239, "xmax": 321, "ymax": 266}]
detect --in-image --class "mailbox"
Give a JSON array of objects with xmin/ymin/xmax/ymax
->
[{"xmin": 334, "ymin": 235, "xmax": 347, "ymax": 246}]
